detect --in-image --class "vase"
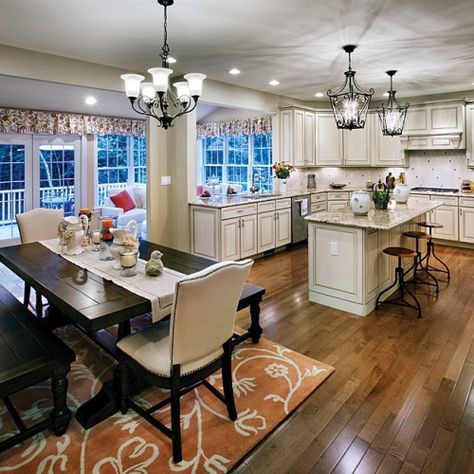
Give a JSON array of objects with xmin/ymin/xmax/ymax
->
[
  {"xmin": 374, "ymin": 200, "xmax": 388, "ymax": 210},
  {"xmin": 275, "ymin": 179, "xmax": 287, "ymax": 194},
  {"xmin": 393, "ymin": 184, "xmax": 410, "ymax": 203},
  {"xmin": 350, "ymin": 191, "xmax": 370, "ymax": 216}
]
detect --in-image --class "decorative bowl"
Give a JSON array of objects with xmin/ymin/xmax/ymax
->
[{"xmin": 329, "ymin": 183, "xmax": 346, "ymax": 189}]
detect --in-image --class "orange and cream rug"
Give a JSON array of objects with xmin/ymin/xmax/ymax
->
[{"xmin": 0, "ymin": 326, "xmax": 334, "ymax": 473}]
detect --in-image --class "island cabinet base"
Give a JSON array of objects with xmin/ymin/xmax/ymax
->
[{"xmin": 308, "ymin": 218, "xmax": 426, "ymax": 316}]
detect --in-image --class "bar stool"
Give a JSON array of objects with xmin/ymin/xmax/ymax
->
[
  {"xmin": 417, "ymin": 222, "xmax": 451, "ymax": 281},
  {"xmin": 402, "ymin": 230, "xmax": 439, "ymax": 293},
  {"xmin": 375, "ymin": 247, "xmax": 422, "ymax": 318}
]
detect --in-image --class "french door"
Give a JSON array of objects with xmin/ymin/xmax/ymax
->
[{"xmin": 0, "ymin": 134, "xmax": 82, "ymax": 246}]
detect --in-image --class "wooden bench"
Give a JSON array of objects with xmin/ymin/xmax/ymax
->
[{"xmin": 0, "ymin": 285, "xmax": 76, "ymax": 453}]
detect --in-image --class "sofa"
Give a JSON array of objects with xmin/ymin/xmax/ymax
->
[{"xmin": 99, "ymin": 185, "xmax": 147, "ymax": 234}]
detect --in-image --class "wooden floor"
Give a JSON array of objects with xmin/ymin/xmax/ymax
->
[{"xmin": 233, "ymin": 243, "xmax": 474, "ymax": 474}]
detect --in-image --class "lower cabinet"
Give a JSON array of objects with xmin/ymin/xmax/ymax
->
[
  {"xmin": 221, "ymin": 214, "xmax": 258, "ymax": 260},
  {"xmin": 257, "ymin": 199, "xmax": 291, "ymax": 253},
  {"xmin": 459, "ymin": 197, "xmax": 474, "ymax": 243}
]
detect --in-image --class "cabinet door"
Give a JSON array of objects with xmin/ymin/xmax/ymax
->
[
  {"xmin": 431, "ymin": 206, "xmax": 459, "ymax": 241},
  {"xmin": 240, "ymin": 215, "xmax": 258, "ymax": 258},
  {"xmin": 276, "ymin": 208, "xmax": 291, "ymax": 247},
  {"xmin": 280, "ymin": 109, "xmax": 293, "ymax": 164},
  {"xmin": 315, "ymin": 113, "xmax": 343, "ymax": 166},
  {"xmin": 459, "ymin": 207, "xmax": 474, "ymax": 243},
  {"xmin": 467, "ymin": 104, "xmax": 474, "ymax": 166},
  {"xmin": 293, "ymin": 110, "xmax": 305, "ymax": 167},
  {"xmin": 404, "ymin": 107, "xmax": 429, "ymax": 134},
  {"xmin": 343, "ymin": 127, "xmax": 371, "ymax": 166},
  {"xmin": 304, "ymin": 111, "xmax": 315, "ymax": 166},
  {"xmin": 257, "ymin": 211, "xmax": 276, "ymax": 253},
  {"xmin": 221, "ymin": 218, "xmax": 240, "ymax": 261},
  {"xmin": 372, "ymin": 115, "xmax": 405, "ymax": 166}
]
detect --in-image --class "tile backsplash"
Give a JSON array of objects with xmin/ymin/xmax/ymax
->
[{"xmin": 285, "ymin": 150, "xmax": 474, "ymax": 192}]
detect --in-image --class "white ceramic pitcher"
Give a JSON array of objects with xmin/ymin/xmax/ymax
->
[
  {"xmin": 60, "ymin": 214, "xmax": 89, "ymax": 255},
  {"xmin": 350, "ymin": 191, "xmax": 371, "ymax": 216}
]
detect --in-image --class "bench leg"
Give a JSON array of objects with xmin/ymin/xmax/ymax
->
[{"xmin": 50, "ymin": 367, "xmax": 71, "ymax": 436}]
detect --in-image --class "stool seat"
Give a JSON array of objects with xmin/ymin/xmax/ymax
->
[
  {"xmin": 383, "ymin": 247, "xmax": 417, "ymax": 258},
  {"xmin": 418, "ymin": 221, "xmax": 444, "ymax": 229},
  {"xmin": 403, "ymin": 230, "xmax": 429, "ymax": 239}
]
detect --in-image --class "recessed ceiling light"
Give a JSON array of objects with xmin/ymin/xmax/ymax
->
[
  {"xmin": 85, "ymin": 96, "xmax": 97, "ymax": 105},
  {"xmin": 229, "ymin": 68, "xmax": 241, "ymax": 75},
  {"xmin": 167, "ymin": 56, "xmax": 177, "ymax": 64},
  {"xmin": 314, "ymin": 92, "xmax": 324, "ymax": 97},
  {"xmin": 269, "ymin": 80, "xmax": 280, "ymax": 86},
  {"xmin": 383, "ymin": 92, "xmax": 389, "ymax": 97}
]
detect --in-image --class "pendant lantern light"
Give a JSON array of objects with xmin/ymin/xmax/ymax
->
[
  {"xmin": 377, "ymin": 70, "xmax": 410, "ymax": 136},
  {"xmin": 327, "ymin": 45, "xmax": 374, "ymax": 130}
]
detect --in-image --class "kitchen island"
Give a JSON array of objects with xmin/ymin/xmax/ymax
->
[{"xmin": 306, "ymin": 198, "xmax": 443, "ymax": 316}]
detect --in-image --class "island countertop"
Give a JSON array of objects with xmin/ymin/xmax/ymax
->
[{"xmin": 305, "ymin": 198, "xmax": 444, "ymax": 230}]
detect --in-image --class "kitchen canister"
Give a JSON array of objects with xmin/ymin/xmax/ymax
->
[
  {"xmin": 393, "ymin": 184, "xmax": 410, "ymax": 203},
  {"xmin": 350, "ymin": 190, "xmax": 371, "ymax": 216}
]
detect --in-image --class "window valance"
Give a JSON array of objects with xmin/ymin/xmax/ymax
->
[
  {"xmin": 0, "ymin": 108, "xmax": 146, "ymax": 137},
  {"xmin": 197, "ymin": 116, "xmax": 272, "ymax": 138}
]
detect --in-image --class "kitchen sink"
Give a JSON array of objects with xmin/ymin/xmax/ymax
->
[{"xmin": 241, "ymin": 192, "xmax": 282, "ymax": 199}]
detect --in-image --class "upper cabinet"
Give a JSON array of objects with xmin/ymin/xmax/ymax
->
[
  {"xmin": 370, "ymin": 114, "xmax": 405, "ymax": 167},
  {"xmin": 314, "ymin": 113, "xmax": 371, "ymax": 166},
  {"xmin": 279, "ymin": 108, "xmax": 315, "ymax": 167},
  {"xmin": 400, "ymin": 101, "xmax": 465, "ymax": 150},
  {"xmin": 466, "ymin": 104, "xmax": 474, "ymax": 167}
]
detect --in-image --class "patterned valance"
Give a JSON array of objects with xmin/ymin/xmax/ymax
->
[
  {"xmin": 0, "ymin": 108, "xmax": 146, "ymax": 137},
  {"xmin": 197, "ymin": 116, "xmax": 272, "ymax": 138}
]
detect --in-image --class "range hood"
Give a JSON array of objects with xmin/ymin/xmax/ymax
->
[{"xmin": 399, "ymin": 101, "xmax": 465, "ymax": 150}]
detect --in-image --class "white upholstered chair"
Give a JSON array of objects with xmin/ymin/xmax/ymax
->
[
  {"xmin": 16, "ymin": 208, "xmax": 64, "ymax": 316},
  {"xmin": 117, "ymin": 259, "xmax": 253, "ymax": 463}
]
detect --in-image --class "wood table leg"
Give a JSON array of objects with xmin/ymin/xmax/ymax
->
[{"xmin": 249, "ymin": 297, "xmax": 263, "ymax": 343}]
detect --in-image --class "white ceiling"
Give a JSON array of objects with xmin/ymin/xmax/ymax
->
[{"xmin": 0, "ymin": 0, "xmax": 473, "ymax": 114}]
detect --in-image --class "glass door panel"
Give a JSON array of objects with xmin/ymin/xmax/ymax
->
[
  {"xmin": 33, "ymin": 136, "xmax": 80, "ymax": 217},
  {"xmin": 0, "ymin": 135, "xmax": 31, "ymax": 245}
]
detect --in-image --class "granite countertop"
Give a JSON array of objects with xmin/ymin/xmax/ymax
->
[
  {"xmin": 189, "ymin": 190, "xmax": 311, "ymax": 208},
  {"xmin": 306, "ymin": 198, "xmax": 444, "ymax": 230}
]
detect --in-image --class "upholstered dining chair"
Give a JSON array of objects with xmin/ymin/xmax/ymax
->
[
  {"xmin": 116, "ymin": 259, "xmax": 253, "ymax": 463},
  {"xmin": 16, "ymin": 208, "xmax": 64, "ymax": 317}
]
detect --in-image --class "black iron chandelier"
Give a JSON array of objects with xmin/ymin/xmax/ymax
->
[
  {"xmin": 376, "ymin": 70, "xmax": 410, "ymax": 136},
  {"xmin": 121, "ymin": 0, "xmax": 206, "ymax": 129},
  {"xmin": 327, "ymin": 45, "xmax": 374, "ymax": 130}
]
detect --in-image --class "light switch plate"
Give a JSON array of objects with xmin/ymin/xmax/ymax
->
[
  {"xmin": 161, "ymin": 176, "xmax": 172, "ymax": 185},
  {"xmin": 330, "ymin": 241, "xmax": 338, "ymax": 256}
]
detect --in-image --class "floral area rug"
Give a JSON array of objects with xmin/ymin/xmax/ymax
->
[{"xmin": 0, "ymin": 326, "xmax": 334, "ymax": 473}]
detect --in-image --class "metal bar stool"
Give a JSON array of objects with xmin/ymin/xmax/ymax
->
[
  {"xmin": 403, "ymin": 230, "xmax": 439, "ymax": 293},
  {"xmin": 417, "ymin": 222, "xmax": 451, "ymax": 281},
  {"xmin": 376, "ymin": 247, "xmax": 422, "ymax": 318}
]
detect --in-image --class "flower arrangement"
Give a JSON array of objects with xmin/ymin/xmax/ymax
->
[
  {"xmin": 57, "ymin": 221, "xmax": 75, "ymax": 247},
  {"xmin": 121, "ymin": 233, "xmax": 139, "ymax": 251},
  {"xmin": 273, "ymin": 162, "xmax": 294, "ymax": 179},
  {"xmin": 371, "ymin": 180, "xmax": 391, "ymax": 209}
]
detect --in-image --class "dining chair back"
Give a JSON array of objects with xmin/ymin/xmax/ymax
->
[
  {"xmin": 16, "ymin": 208, "xmax": 64, "ymax": 244},
  {"xmin": 15, "ymin": 208, "xmax": 64, "ymax": 316},
  {"xmin": 117, "ymin": 258, "xmax": 253, "ymax": 463}
]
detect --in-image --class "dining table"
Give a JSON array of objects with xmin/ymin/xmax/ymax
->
[{"xmin": 0, "ymin": 240, "xmax": 265, "ymax": 428}]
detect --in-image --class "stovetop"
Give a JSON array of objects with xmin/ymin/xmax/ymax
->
[{"xmin": 411, "ymin": 187, "xmax": 459, "ymax": 193}]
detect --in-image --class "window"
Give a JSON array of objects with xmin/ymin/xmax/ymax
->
[
  {"xmin": 96, "ymin": 134, "xmax": 147, "ymax": 205},
  {"xmin": 201, "ymin": 133, "xmax": 272, "ymax": 192}
]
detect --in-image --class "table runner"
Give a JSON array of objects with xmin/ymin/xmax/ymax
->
[{"xmin": 40, "ymin": 239, "xmax": 185, "ymax": 322}]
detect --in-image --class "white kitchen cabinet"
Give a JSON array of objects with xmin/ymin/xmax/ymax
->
[
  {"xmin": 370, "ymin": 114, "xmax": 406, "ymax": 166},
  {"xmin": 279, "ymin": 108, "xmax": 314, "ymax": 167},
  {"xmin": 466, "ymin": 104, "xmax": 474, "ymax": 167},
  {"xmin": 310, "ymin": 193, "xmax": 326, "ymax": 213},
  {"xmin": 191, "ymin": 206, "xmax": 219, "ymax": 259},
  {"xmin": 459, "ymin": 197, "xmax": 474, "ymax": 243},
  {"xmin": 428, "ymin": 195, "xmax": 459, "ymax": 241},
  {"xmin": 401, "ymin": 101, "xmax": 465, "ymax": 150},
  {"xmin": 257, "ymin": 198, "xmax": 291, "ymax": 252},
  {"xmin": 221, "ymin": 214, "xmax": 258, "ymax": 260},
  {"xmin": 327, "ymin": 191, "xmax": 350, "ymax": 211},
  {"xmin": 314, "ymin": 113, "xmax": 371, "ymax": 166}
]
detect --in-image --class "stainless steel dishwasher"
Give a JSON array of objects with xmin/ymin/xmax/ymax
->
[{"xmin": 291, "ymin": 195, "xmax": 310, "ymax": 244}]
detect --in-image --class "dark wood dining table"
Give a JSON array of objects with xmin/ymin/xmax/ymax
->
[{"xmin": 0, "ymin": 240, "xmax": 265, "ymax": 428}]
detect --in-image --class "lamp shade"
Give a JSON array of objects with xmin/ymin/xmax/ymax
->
[
  {"xmin": 184, "ymin": 73, "xmax": 207, "ymax": 97},
  {"xmin": 140, "ymin": 82, "xmax": 156, "ymax": 102},
  {"xmin": 148, "ymin": 67, "xmax": 173, "ymax": 93},
  {"xmin": 173, "ymin": 81, "xmax": 190, "ymax": 103},
  {"xmin": 120, "ymin": 74, "xmax": 145, "ymax": 98}
]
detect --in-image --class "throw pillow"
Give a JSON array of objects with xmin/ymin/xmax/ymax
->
[
  {"xmin": 110, "ymin": 190, "xmax": 136, "ymax": 212},
  {"xmin": 133, "ymin": 186, "xmax": 146, "ymax": 209}
]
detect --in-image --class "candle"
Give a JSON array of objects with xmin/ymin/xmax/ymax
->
[
  {"xmin": 120, "ymin": 254, "xmax": 136, "ymax": 268},
  {"xmin": 92, "ymin": 231, "xmax": 101, "ymax": 244},
  {"xmin": 102, "ymin": 218, "xmax": 113, "ymax": 229}
]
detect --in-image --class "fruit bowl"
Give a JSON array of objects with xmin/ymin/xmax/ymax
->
[{"xmin": 329, "ymin": 183, "xmax": 346, "ymax": 189}]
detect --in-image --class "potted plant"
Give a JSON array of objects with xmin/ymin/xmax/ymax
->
[
  {"xmin": 272, "ymin": 162, "xmax": 294, "ymax": 193},
  {"xmin": 371, "ymin": 180, "xmax": 390, "ymax": 209}
]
